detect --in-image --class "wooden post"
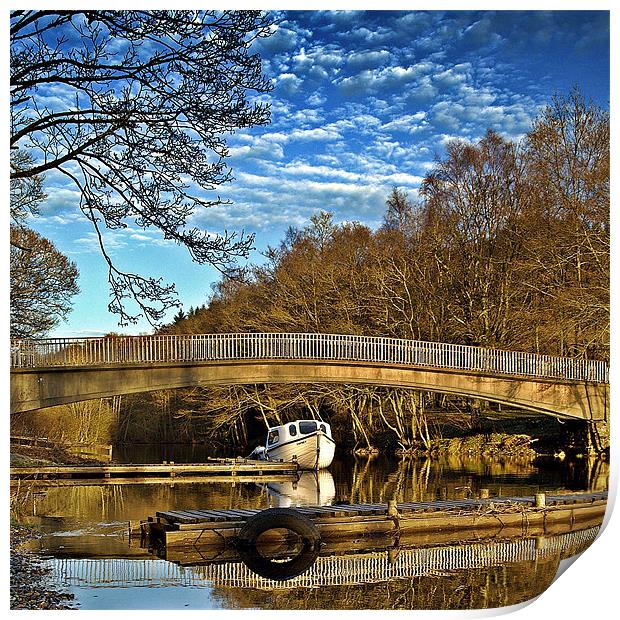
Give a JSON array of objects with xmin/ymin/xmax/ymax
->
[
  {"xmin": 535, "ymin": 492, "xmax": 546, "ymax": 508},
  {"xmin": 387, "ymin": 499, "xmax": 399, "ymax": 517},
  {"xmin": 388, "ymin": 546, "xmax": 399, "ymax": 565}
]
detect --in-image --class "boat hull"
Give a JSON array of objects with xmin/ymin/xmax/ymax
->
[
  {"xmin": 266, "ymin": 470, "xmax": 336, "ymax": 507},
  {"xmin": 265, "ymin": 432, "xmax": 335, "ymax": 469}
]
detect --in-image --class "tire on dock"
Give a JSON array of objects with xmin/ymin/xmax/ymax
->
[{"xmin": 235, "ymin": 507, "xmax": 321, "ymax": 580}]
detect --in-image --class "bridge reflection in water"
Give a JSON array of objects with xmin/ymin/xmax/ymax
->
[{"xmin": 48, "ymin": 527, "xmax": 598, "ymax": 591}]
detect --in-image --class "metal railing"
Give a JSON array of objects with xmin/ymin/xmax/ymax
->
[{"xmin": 9, "ymin": 332, "xmax": 609, "ymax": 383}]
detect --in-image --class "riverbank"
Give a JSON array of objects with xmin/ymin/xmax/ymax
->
[
  {"xmin": 10, "ymin": 443, "xmax": 100, "ymax": 609},
  {"xmin": 355, "ymin": 432, "xmax": 540, "ymax": 460},
  {"xmin": 10, "ymin": 525, "xmax": 77, "ymax": 610}
]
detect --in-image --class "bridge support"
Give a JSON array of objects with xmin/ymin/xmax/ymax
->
[{"xmin": 585, "ymin": 420, "xmax": 610, "ymax": 455}]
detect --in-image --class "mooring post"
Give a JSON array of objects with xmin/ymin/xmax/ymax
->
[
  {"xmin": 387, "ymin": 499, "xmax": 399, "ymax": 517},
  {"xmin": 535, "ymin": 492, "xmax": 546, "ymax": 508},
  {"xmin": 388, "ymin": 546, "xmax": 399, "ymax": 566},
  {"xmin": 387, "ymin": 499, "xmax": 401, "ymax": 542}
]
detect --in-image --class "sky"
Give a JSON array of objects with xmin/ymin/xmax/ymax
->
[{"xmin": 17, "ymin": 6, "xmax": 611, "ymax": 338}]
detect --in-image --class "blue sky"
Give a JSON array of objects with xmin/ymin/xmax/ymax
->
[{"xmin": 22, "ymin": 8, "xmax": 611, "ymax": 337}]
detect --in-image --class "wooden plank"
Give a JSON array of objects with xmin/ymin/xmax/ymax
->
[
  {"xmin": 9, "ymin": 474, "xmax": 297, "ymax": 487},
  {"xmin": 157, "ymin": 510, "xmax": 219, "ymax": 524},
  {"xmin": 197, "ymin": 510, "xmax": 247, "ymax": 521},
  {"xmin": 159, "ymin": 511, "xmax": 203, "ymax": 524},
  {"xmin": 218, "ymin": 509, "xmax": 261, "ymax": 519},
  {"xmin": 166, "ymin": 508, "xmax": 260, "ymax": 523},
  {"xmin": 303, "ymin": 506, "xmax": 350, "ymax": 517},
  {"xmin": 10, "ymin": 459, "xmax": 299, "ymax": 479},
  {"xmin": 175, "ymin": 520, "xmax": 245, "ymax": 531},
  {"xmin": 170, "ymin": 510, "xmax": 221, "ymax": 522},
  {"xmin": 146, "ymin": 492, "xmax": 608, "ymax": 537}
]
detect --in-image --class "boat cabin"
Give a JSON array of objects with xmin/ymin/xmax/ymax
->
[{"xmin": 267, "ymin": 420, "xmax": 332, "ymax": 449}]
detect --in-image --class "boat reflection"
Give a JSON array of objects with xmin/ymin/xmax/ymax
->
[{"xmin": 265, "ymin": 470, "xmax": 336, "ymax": 508}]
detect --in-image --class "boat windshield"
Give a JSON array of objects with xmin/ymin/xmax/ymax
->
[
  {"xmin": 299, "ymin": 421, "xmax": 317, "ymax": 434},
  {"xmin": 267, "ymin": 429, "xmax": 280, "ymax": 445}
]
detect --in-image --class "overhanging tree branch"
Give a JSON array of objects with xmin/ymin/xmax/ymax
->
[{"xmin": 10, "ymin": 9, "xmax": 274, "ymax": 327}]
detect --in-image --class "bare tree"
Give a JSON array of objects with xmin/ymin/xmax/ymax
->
[
  {"xmin": 11, "ymin": 10, "xmax": 274, "ymax": 325},
  {"xmin": 10, "ymin": 226, "xmax": 80, "ymax": 338},
  {"xmin": 523, "ymin": 89, "xmax": 609, "ymax": 358},
  {"xmin": 419, "ymin": 130, "xmax": 526, "ymax": 346},
  {"xmin": 10, "ymin": 149, "xmax": 46, "ymax": 225},
  {"xmin": 381, "ymin": 187, "xmax": 417, "ymax": 236}
]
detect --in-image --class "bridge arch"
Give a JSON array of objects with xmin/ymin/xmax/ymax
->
[{"xmin": 10, "ymin": 333, "xmax": 608, "ymax": 421}]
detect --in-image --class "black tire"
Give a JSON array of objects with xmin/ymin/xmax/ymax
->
[{"xmin": 236, "ymin": 508, "xmax": 321, "ymax": 580}]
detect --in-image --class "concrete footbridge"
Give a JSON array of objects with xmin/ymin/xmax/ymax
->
[{"xmin": 9, "ymin": 333, "xmax": 609, "ymax": 420}]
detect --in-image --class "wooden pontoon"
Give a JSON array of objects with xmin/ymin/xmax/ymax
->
[
  {"xmin": 139, "ymin": 491, "xmax": 607, "ymax": 550},
  {"xmin": 10, "ymin": 457, "xmax": 300, "ymax": 486}
]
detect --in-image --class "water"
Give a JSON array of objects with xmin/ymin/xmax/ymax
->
[{"xmin": 15, "ymin": 447, "xmax": 609, "ymax": 610}]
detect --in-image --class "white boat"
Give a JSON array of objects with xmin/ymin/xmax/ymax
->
[
  {"xmin": 266, "ymin": 470, "xmax": 336, "ymax": 508},
  {"xmin": 249, "ymin": 420, "xmax": 336, "ymax": 470}
]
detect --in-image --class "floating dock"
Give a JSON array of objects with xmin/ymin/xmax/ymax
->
[
  {"xmin": 140, "ymin": 491, "xmax": 607, "ymax": 550},
  {"xmin": 10, "ymin": 457, "xmax": 300, "ymax": 486}
]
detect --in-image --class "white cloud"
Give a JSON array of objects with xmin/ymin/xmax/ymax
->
[
  {"xmin": 277, "ymin": 72, "xmax": 303, "ymax": 94},
  {"xmin": 438, "ymin": 133, "xmax": 464, "ymax": 145},
  {"xmin": 433, "ymin": 63, "xmax": 472, "ymax": 89},
  {"xmin": 72, "ymin": 231, "xmax": 126, "ymax": 254},
  {"xmin": 337, "ymin": 64, "xmax": 433, "ymax": 96},
  {"xmin": 254, "ymin": 24, "xmax": 298, "ymax": 54},
  {"xmin": 229, "ymin": 142, "xmax": 285, "ymax": 161},
  {"xmin": 307, "ymin": 92, "xmax": 327, "ymax": 107},
  {"xmin": 268, "ymin": 162, "xmax": 362, "ymax": 182},
  {"xmin": 290, "ymin": 127, "xmax": 341, "ymax": 141},
  {"xmin": 381, "ymin": 113, "xmax": 428, "ymax": 134},
  {"xmin": 346, "ymin": 50, "xmax": 392, "ymax": 70},
  {"xmin": 291, "ymin": 45, "xmax": 345, "ymax": 81},
  {"xmin": 383, "ymin": 172, "xmax": 424, "ymax": 187}
]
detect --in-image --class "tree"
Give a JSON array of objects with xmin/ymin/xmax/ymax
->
[
  {"xmin": 10, "ymin": 226, "xmax": 80, "ymax": 338},
  {"xmin": 10, "ymin": 10, "xmax": 274, "ymax": 325},
  {"xmin": 10, "ymin": 149, "xmax": 46, "ymax": 225},
  {"xmin": 522, "ymin": 89, "xmax": 609, "ymax": 358},
  {"xmin": 381, "ymin": 187, "xmax": 416, "ymax": 236},
  {"xmin": 419, "ymin": 130, "xmax": 526, "ymax": 346}
]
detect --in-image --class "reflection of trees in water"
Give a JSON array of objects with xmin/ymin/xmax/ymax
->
[
  {"xmin": 46, "ymin": 527, "xmax": 597, "ymax": 609},
  {"xmin": 19, "ymin": 452, "xmax": 608, "ymax": 523},
  {"xmin": 29, "ymin": 482, "xmax": 267, "ymax": 522},
  {"xmin": 584, "ymin": 458, "xmax": 609, "ymax": 492},
  {"xmin": 29, "ymin": 485, "xmax": 127, "ymax": 521},
  {"xmin": 331, "ymin": 455, "xmax": 608, "ymax": 506}
]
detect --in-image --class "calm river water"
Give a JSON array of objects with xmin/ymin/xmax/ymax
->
[{"xmin": 17, "ymin": 445, "xmax": 609, "ymax": 610}]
